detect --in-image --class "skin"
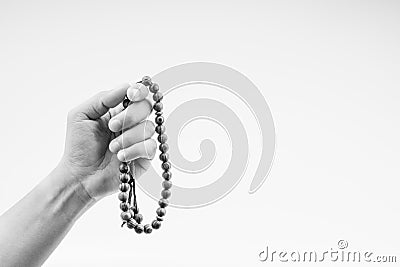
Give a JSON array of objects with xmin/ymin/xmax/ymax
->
[{"xmin": 0, "ymin": 82, "xmax": 156, "ymax": 266}]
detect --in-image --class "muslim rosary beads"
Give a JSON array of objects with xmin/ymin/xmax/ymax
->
[{"xmin": 118, "ymin": 76, "xmax": 171, "ymax": 234}]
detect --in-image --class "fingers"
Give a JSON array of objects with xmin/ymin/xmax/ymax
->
[
  {"xmin": 117, "ymin": 139, "xmax": 157, "ymax": 162},
  {"xmin": 108, "ymin": 99, "xmax": 152, "ymax": 132},
  {"xmin": 108, "ymin": 120, "xmax": 155, "ymax": 153},
  {"xmin": 108, "ymin": 82, "xmax": 155, "ymax": 164},
  {"xmin": 127, "ymin": 83, "xmax": 149, "ymax": 102},
  {"xmin": 73, "ymin": 83, "xmax": 131, "ymax": 120}
]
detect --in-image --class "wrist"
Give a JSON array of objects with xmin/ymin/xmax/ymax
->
[{"xmin": 39, "ymin": 161, "xmax": 96, "ymax": 223}]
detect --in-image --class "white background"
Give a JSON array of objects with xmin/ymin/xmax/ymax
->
[{"xmin": 0, "ymin": 0, "xmax": 399, "ymax": 266}]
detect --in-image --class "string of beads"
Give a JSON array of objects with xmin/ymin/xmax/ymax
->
[{"xmin": 117, "ymin": 76, "xmax": 172, "ymax": 234}]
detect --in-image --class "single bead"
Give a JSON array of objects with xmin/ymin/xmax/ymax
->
[
  {"xmin": 159, "ymin": 153, "xmax": 169, "ymax": 162},
  {"xmin": 153, "ymin": 92, "xmax": 163, "ymax": 102},
  {"xmin": 162, "ymin": 171, "xmax": 172, "ymax": 180},
  {"xmin": 142, "ymin": 76, "xmax": 152, "ymax": 86},
  {"xmin": 161, "ymin": 189, "xmax": 171, "ymax": 199},
  {"xmin": 155, "ymin": 111, "xmax": 163, "ymax": 116},
  {"xmin": 162, "ymin": 162, "xmax": 171, "ymax": 171},
  {"xmin": 162, "ymin": 180, "xmax": 172, "ymax": 190},
  {"xmin": 159, "ymin": 198, "xmax": 169, "ymax": 208},
  {"xmin": 127, "ymin": 219, "xmax": 137, "ymax": 229},
  {"xmin": 156, "ymin": 216, "xmax": 164, "ymax": 222},
  {"xmin": 155, "ymin": 125, "xmax": 166, "ymax": 134},
  {"xmin": 119, "ymin": 183, "xmax": 130, "ymax": 192},
  {"xmin": 118, "ymin": 192, "xmax": 128, "ymax": 202},
  {"xmin": 153, "ymin": 102, "xmax": 163, "ymax": 112},
  {"xmin": 155, "ymin": 116, "xmax": 164, "ymax": 125},
  {"xmin": 123, "ymin": 98, "xmax": 130, "ymax": 109},
  {"xmin": 156, "ymin": 207, "xmax": 166, "ymax": 217},
  {"xmin": 120, "ymin": 202, "xmax": 129, "ymax": 212},
  {"xmin": 144, "ymin": 224, "xmax": 153, "ymax": 234},
  {"xmin": 121, "ymin": 211, "xmax": 132, "ymax": 221},
  {"xmin": 158, "ymin": 134, "xmax": 168, "ymax": 143},
  {"xmin": 134, "ymin": 224, "xmax": 144, "ymax": 234},
  {"xmin": 134, "ymin": 214, "xmax": 143, "ymax": 224},
  {"xmin": 159, "ymin": 143, "xmax": 169, "ymax": 153},
  {"xmin": 150, "ymin": 83, "xmax": 159, "ymax": 93},
  {"xmin": 119, "ymin": 163, "xmax": 129, "ymax": 173},
  {"xmin": 119, "ymin": 173, "xmax": 130, "ymax": 183},
  {"xmin": 152, "ymin": 220, "xmax": 161, "ymax": 229}
]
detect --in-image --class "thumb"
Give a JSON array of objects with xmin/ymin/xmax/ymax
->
[{"xmin": 73, "ymin": 83, "xmax": 131, "ymax": 120}]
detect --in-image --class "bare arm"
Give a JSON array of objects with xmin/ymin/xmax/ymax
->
[
  {"xmin": 0, "ymin": 163, "xmax": 94, "ymax": 266},
  {"xmin": 0, "ymin": 82, "xmax": 156, "ymax": 266}
]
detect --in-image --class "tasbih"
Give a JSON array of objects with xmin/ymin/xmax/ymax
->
[{"xmin": 117, "ymin": 76, "xmax": 171, "ymax": 234}]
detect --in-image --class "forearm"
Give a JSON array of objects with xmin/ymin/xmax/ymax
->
[{"xmin": 0, "ymin": 162, "xmax": 95, "ymax": 267}]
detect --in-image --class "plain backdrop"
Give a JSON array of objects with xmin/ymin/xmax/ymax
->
[{"xmin": 0, "ymin": 1, "xmax": 399, "ymax": 266}]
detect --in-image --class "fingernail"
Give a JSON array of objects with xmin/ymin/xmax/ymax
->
[
  {"xmin": 127, "ymin": 84, "xmax": 140, "ymax": 101},
  {"xmin": 109, "ymin": 119, "xmax": 121, "ymax": 132},
  {"xmin": 109, "ymin": 140, "xmax": 120, "ymax": 153}
]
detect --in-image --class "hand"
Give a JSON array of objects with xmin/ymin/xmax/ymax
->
[{"xmin": 59, "ymin": 83, "xmax": 157, "ymax": 201}]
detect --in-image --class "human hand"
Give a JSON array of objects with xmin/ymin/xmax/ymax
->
[{"xmin": 59, "ymin": 83, "xmax": 157, "ymax": 201}]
